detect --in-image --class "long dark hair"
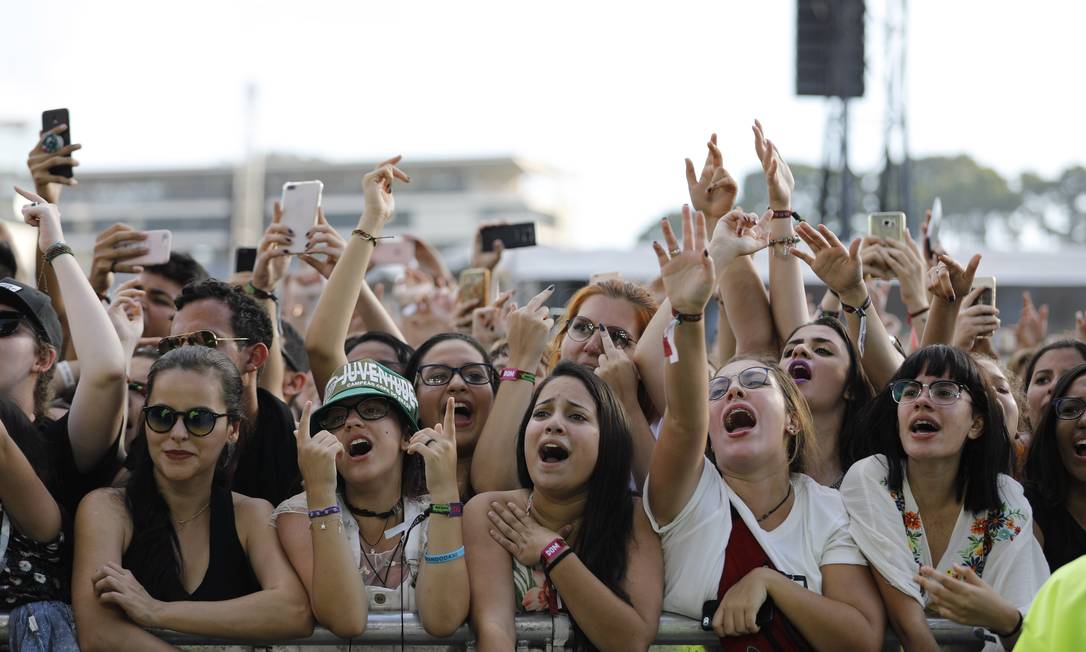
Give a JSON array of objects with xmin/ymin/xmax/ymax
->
[
  {"xmin": 1022, "ymin": 340, "xmax": 1086, "ymax": 393},
  {"xmin": 783, "ymin": 317, "xmax": 875, "ymax": 470},
  {"xmin": 1023, "ymin": 363, "xmax": 1086, "ymax": 507},
  {"xmin": 124, "ymin": 347, "xmax": 243, "ymax": 592},
  {"xmin": 404, "ymin": 332, "xmax": 498, "ymax": 396},
  {"xmin": 515, "ymin": 362, "xmax": 634, "ymax": 651},
  {"xmin": 857, "ymin": 345, "xmax": 1010, "ymax": 514}
]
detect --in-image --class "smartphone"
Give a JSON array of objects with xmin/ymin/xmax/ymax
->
[
  {"xmin": 928, "ymin": 197, "xmax": 943, "ymax": 257},
  {"xmin": 369, "ymin": 240, "xmax": 415, "ymax": 267},
  {"xmin": 458, "ymin": 268, "xmax": 491, "ymax": 307},
  {"xmin": 868, "ymin": 212, "xmax": 906, "ymax": 241},
  {"xmin": 971, "ymin": 276, "xmax": 997, "ymax": 307},
  {"xmin": 701, "ymin": 599, "xmax": 774, "ymax": 631},
  {"xmin": 481, "ymin": 222, "xmax": 536, "ymax": 252},
  {"xmin": 41, "ymin": 109, "xmax": 73, "ymax": 178},
  {"xmin": 279, "ymin": 181, "xmax": 323, "ymax": 253},
  {"xmin": 235, "ymin": 247, "xmax": 257, "ymax": 273},
  {"xmin": 118, "ymin": 230, "xmax": 171, "ymax": 266}
]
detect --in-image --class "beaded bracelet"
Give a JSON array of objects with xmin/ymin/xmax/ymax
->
[
  {"xmin": 308, "ymin": 505, "xmax": 341, "ymax": 519},
  {"xmin": 424, "ymin": 546, "xmax": 465, "ymax": 564}
]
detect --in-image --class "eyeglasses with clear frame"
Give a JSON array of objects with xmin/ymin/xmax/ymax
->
[
  {"xmin": 1053, "ymin": 396, "xmax": 1086, "ymax": 420},
  {"xmin": 890, "ymin": 379, "xmax": 969, "ymax": 406},
  {"xmin": 416, "ymin": 363, "xmax": 496, "ymax": 387},
  {"xmin": 709, "ymin": 367, "xmax": 773, "ymax": 401}
]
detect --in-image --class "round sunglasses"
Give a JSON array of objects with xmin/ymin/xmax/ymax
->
[{"xmin": 143, "ymin": 404, "xmax": 231, "ymax": 437}]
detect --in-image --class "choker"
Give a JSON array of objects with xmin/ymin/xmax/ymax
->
[{"xmin": 346, "ymin": 500, "xmax": 401, "ymax": 520}]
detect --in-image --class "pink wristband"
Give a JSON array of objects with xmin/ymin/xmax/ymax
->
[
  {"xmin": 500, "ymin": 367, "xmax": 537, "ymax": 383},
  {"xmin": 540, "ymin": 537, "xmax": 570, "ymax": 568}
]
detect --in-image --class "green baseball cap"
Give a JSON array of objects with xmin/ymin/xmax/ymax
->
[{"xmin": 311, "ymin": 359, "xmax": 420, "ymax": 433}]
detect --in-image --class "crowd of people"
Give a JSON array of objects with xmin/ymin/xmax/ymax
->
[{"xmin": 0, "ymin": 119, "xmax": 1083, "ymax": 652}]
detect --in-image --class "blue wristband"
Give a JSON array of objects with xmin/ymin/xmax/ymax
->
[
  {"xmin": 424, "ymin": 546, "xmax": 465, "ymax": 564},
  {"xmin": 308, "ymin": 505, "xmax": 341, "ymax": 519}
]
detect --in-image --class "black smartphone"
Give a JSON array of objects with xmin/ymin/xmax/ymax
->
[
  {"xmin": 41, "ymin": 108, "xmax": 73, "ymax": 178},
  {"xmin": 234, "ymin": 247, "xmax": 257, "ymax": 273},
  {"xmin": 481, "ymin": 222, "xmax": 536, "ymax": 252},
  {"xmin": 701, "ymin": 598, "xmax": 775, "ymax": 631}
]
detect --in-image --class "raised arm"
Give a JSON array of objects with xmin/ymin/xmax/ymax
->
[
  {"xmin": 470, "ymin": 287, "xmax": 554, "ymax": 493},
  {"xmin": 685, "ymin": 132, "xmax": 738, "ymax": 237},
  {"xmin": 250, "ymin": 202, "xmax": 293, "ymax": 400},
  {"xmin": 755, "ymin": 120, "xmax": 810, "ymax": 341},
  {"xmin": 709, "ymin": 208, "xmax": 775, "ymax": 356},
  {"xmin": 276, "ymin": 401, "xmax": 368, "ymax": 638},
  {"xmin": 18, "ymin": 187, "xmax": 126, "ymax": 472},
  {"xmin": 594, "ymin": 325, "xmax": 656, "ymax": 491},
  {"xmin": 876, "ymin": 232, "xmax": 931, "ymax": 346},
  {"xmin": 0, "ymin": 418, "xmax": 61, "ymax": 542},
  {"xmin": 410, "ymin": 399, "xmax": 469, "ymax": 637},
  {"xmin": 920, "ymin": 253, "xmax": 982, "ymax": 349},
  {"xmin": 792, "ymin": 223, "xmax": 904, "ymax": 389},
  {"xmin": 306, "ymin": 157, "xmax": 409, "ymax": 395},
  {"xmin": 647, "ymin": 208, "xmax": 716, "ymax": 525}
]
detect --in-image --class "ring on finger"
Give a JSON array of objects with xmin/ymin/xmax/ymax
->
[
  {"xmin": 425, "ymin": 438, "xmax": 436, "ymax": 447},
  {"xmin": 668, "ymin": 248, "xmax": 681, "ymax": 257}
]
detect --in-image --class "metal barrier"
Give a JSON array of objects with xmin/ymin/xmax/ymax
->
[{"xmin": 0, "ymin": 612, "xmax": 986, "ymax": 650}]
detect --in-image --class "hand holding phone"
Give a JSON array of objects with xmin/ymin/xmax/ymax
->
[
  {"xmin": 458, "ymin": 268, "xmax": 492, "ymax": 308},
  {"xmin": 117, "ymin": 230, "xmax": 172, "ymax": 266},
  {"xmin": 868, "ymin": 212, "xmax": 906, "ymax": 242},
  {"xmin": 279, "ymin": 181, "xmax": 323, "ymax": 253}
]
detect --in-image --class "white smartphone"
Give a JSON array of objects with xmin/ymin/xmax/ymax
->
[
  {"xmin": 279, "ymin": 181, "xmax": 323, "ymax": 253},
  {"xmin": 928, "ymin": 197, "xmax": 943, "ymax": 255},
  {"xmin": 971, "ymin": 276, "xmax": 997, "ymax": 308},
  {"xmin": 868, "ymin": 212, "xmax": 907, "ymax": 241},
  {"xmin": 119, "ymin": 230, "xmax": 171, "ymax": 266}
]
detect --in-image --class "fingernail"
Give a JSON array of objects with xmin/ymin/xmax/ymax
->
[
  {"xmin": 287, "ymin": 228, "xmax": 295, "ymax": 236},
  {"xmin": 546, "ymin": 284, "xmax": 554, "ymax": 291}
]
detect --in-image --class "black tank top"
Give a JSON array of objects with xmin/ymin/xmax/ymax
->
[
  {"xmin": 123, "ymin": 486, "xmax": 261, "ymax": 601},
  {"xmin": 1026, "ymin": 487, "xmax": 1086, "ymax": 573}
]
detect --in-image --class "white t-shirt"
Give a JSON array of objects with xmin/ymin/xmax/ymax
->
[{"xmin": 644, "ymin": 457, "xmax": 867, "ymax": 618}]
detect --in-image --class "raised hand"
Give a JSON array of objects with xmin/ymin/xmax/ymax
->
[
  {"xmin": 471, "ymin": 221, "xmax": 506, "ymax": 270},
  {"xmin": 505, "ymin": 286, "xmax": 555, "ymax": 370},
  {"xmin": 926, "ymin": 253, "xmax": 982, "ymax": 304},
  {"xmin": 294, "ymin": 401, "xmax": 342, "ymax": 497},
  {"xmin": 471, "ymin": 290, "xmax": 515, "ymax": 349},
  {"xmin": 921, "ymin": 209, "xmax": 948, "ymax": 268},
  {"xmin": 251, "ymin": 201, "xmax": 292, "ymax": 293},
  {"xmin": 1014, "ymin": 291, "xmax": 1049, "ymax": 350},
  {"xmin": 877, "ymin": 232, "xmax": 929, "ymax": 312},
  {"xmin": 653, "ymin": 206, "xmax": 715, "ymax": 315},
  {"xmin": 708, "ymin": 207, "xmax": 770, "ymax": 269},
  {"xmin": 361, "ymin": 155, "xmax": 410, "ymax": 226},
  {"xmin": 753, "ymin": 119, "xmax": 795, "ymax": 211},
  {"xmin": 89, "ymin": 224, "xmax": 149, "ymax": 296},
  {"xmin": 685, "ymin": 134, "xmax": 738, "ymax": 221},
  {"xmin": 406, "ymin": 397, "xmax": 459, "ymax": 501},
  {"xmin": 27, "ymin": 124, "xmax": 81, "ymax": 203},
  {"xmin": 954, "ymin": 287, "xmax": 1001, "ymax": 350},
  {"xmin": 594, "ymin": 323, "xmax": 639, "ymax": 405},
  {"xmin": 792, "ymin": 223, "xmax": 866, "ymax": 303},
  {"xmin": 299, "ymin": 208, "xmax": 345, "ymax": 279},
  {"xmin": 108, "ymin": 280, "xmax": 146, "ymax": 357},
  {"xmin": 15, "ymin": 186, "xmax": 65, "ymax": 252}
]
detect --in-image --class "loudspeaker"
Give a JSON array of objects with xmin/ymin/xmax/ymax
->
[{"xmin": 796, "ymin": 0, "xmax": 865, "ymax": 98}]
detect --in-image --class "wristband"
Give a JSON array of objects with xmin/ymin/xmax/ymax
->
[
  {"xmin": 307, "ymin": 505, "xmax": 341, "ymax": 519},
  {"xmin": 44, "ymin": 243, "xmax": 73, "ymax": 265},
  {"xmin": 424, "ymin": 546, "xmax": 465, "ymax": 564},
  {"xmin": 670, "ymin": 308, "xmax": 703, "ymax": 323},
  {"xmin": 770, "ymin": 209, "xmax": 805, "ymax": 223},
  {"xmin": 663, "ymin": 309, "xmax": 703, "ymax": 365},
  {"xmin": 500, "ymin": 367, "xmax": 537, "ymax": 384},
  {"xmin": 906, "ymin": 305, "xmax": 930, "ymax": 325},
  {"xmin": 992, "ymin": 611, "xmax": 1023, "ymax": 639},
  {"xmin": 838, "ymin": 293, "xmax": 873, "ymax": 355},
  {"xmin": 427, "ymin": 502, "xmax": 464, "ymax": 517},
  {"xmin": 351, "ymin": 229, "xmax": 393, "ymax": 246},
  {"xmin": 245, "ymin": 281, "xmax": 278, "ymax": 303},
  {"xmin": 540, "ymin": 537, "xmax": 570, "ymax": 568}
]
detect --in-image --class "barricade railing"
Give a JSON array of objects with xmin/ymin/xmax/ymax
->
[{"xmin": 0, "ymin": 612, "xmax": 987, "ymax": 650}]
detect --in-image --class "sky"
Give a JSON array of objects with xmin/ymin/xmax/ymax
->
[{"xmin": 3, "ymin": 0, "xmax": 1083, "ymax": 249}]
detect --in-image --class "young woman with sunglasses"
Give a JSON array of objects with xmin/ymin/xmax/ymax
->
[
  {"xmin": 644, "ymin": 210, "xmax": 884, "ymax": 651},
  {"xmin": 842, "ymin": 345, "xmax": 1049, "ymax": 651},
  {"xmin": 1023, "ymin": 363, "xmax": 1086, "ymax": 572},
  {"xmin": 474, "ymin": 280, "xmax": 658, "ymax": 493},
  {"xmin": 72, "ymin": 347, "xmax": 312, "ymax": 651},
  {"xmin": 274, "ymin": 359, "xmax": 468, "ymax": 637},
  {"xmin": 465, "ymin": 362, "xmax": 662, "ymax": 651}
]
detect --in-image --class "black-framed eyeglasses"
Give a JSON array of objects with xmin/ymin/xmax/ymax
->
[
  {"xmin": 564, "ymin": 316, "xmax": 637, "ymax": 350},
  {"xmin": 1053, "ymin": 396, "xmax": 1086, "ymax": 421},
  {"xmin": 128, "ymin": 381, "xmax": 148, "ymax": 397},
  {"xmin": 143, "ymin": 404, "xmax": 230, "ymax": 437},
  {"xmin": 709, "ymin": 367, "xmax": 773, "ymax": 401},
  {"xmin": 158, "ymin": 330, "xmax": 249, "ymax": 355},
  {"xmin": 890, "ymin": 379, "xmax": 968, "ymax": 406},
  {"xmin": 416, "ymin": 363, "xmax": 496, "ymax": 387},
  {"xmin": 0, "ymin": 310, "xmax": 27, "ymax": 337},
  {"xmin": 318, "ymin": 397, "xmax": 393, "ymax": 431}
]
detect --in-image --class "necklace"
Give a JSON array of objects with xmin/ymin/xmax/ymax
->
[
  {"xmin": 756, "ymin": 483, "xmax": 793, "ymax": 523},
  {"xmin": 175, "ymin": 501, "xmax": 211, "ymax": 528},
  {"xmin": 346, "ymin": 500, "xmax": 400, "ymax": 520}
]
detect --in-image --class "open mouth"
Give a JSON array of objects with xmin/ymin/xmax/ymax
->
[
  {"xmin": 538, "ymin": 442, "xmax": 570, "ymax": 464},
  {"xmin": 453, "ymin": 401, "xmax": 474, "ymax": 428},
  {"xmin": 349, "ymin": 437, "xmax": 373, "ymax": 458},
  {"xmin": 909, "ymin": 417, "xmax": 941, "ymax": 436},
  {"xmin": 723, "ymin": 405, "xmax": 757, "ymax": 434},
  {"xmin": 788, "ymin": 360, "xmax": 813, "ymax": 384},
  {"xmin": 1073, "ymin": 440, "xmax": 1086, "ymax": 458}
]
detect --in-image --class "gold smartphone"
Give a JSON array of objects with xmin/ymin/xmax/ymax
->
[
  {"xmin": 458, "ymin": 268, "xmax": 491, "ymax": 307},
  {"xmin": 868, "ymin": 212, "xmax": 907, "ymax": 242},
  {"xmin": 971, "ymin": 276, "xmax": 997, "ymax": 307}
]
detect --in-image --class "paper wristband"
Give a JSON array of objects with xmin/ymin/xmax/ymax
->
[
  {"xmin": 499, "ymin": 367, "xmax": 536, "ymax": 383},
  {"xmin": 428, "ymin": 502, "xmax": 464, "ymax": 517},
  {"xmin": 307, "ymin": 505, "xmax": 341, "ymax": 519},
  {"xmin": 424, "ymin": 546, "xmax": 465, "ymax": 564}
]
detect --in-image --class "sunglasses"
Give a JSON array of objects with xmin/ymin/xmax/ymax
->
[
  {"xmin": 1053, "ymin": 396, "xmax": 1086, "ymax": 421},
  {"xmin": 0, "ymin": 310, "xmax": 26, "ymax": 337},
  {"xmin": 158, "ymin": 330, "xmax": 249, "ymax": 355},
  {"xmin": 143, "ymin": 404, "xmax": 230, "ymax": 437},
  {"xmin": 318, "ymin": 397, "xmax": 393, "ymax": 431},
  {"xmin": 565, "ymin": 316, "xmax": 637, "ymax": 350},
  {"xmin": 416, "ymin": 363, "xmax": 496, "ymax": 387},
  {"xmin": 890, "ymin": 380, "xmax": 968, "ymax": 406},
  {"xmin": 709, "ymin": 367, "xmax": 773, "ymax": 401}
]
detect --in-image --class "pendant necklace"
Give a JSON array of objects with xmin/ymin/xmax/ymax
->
[{"xmin": 756, "ymin": 483, "xmax": 793, "ymax": 523}]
